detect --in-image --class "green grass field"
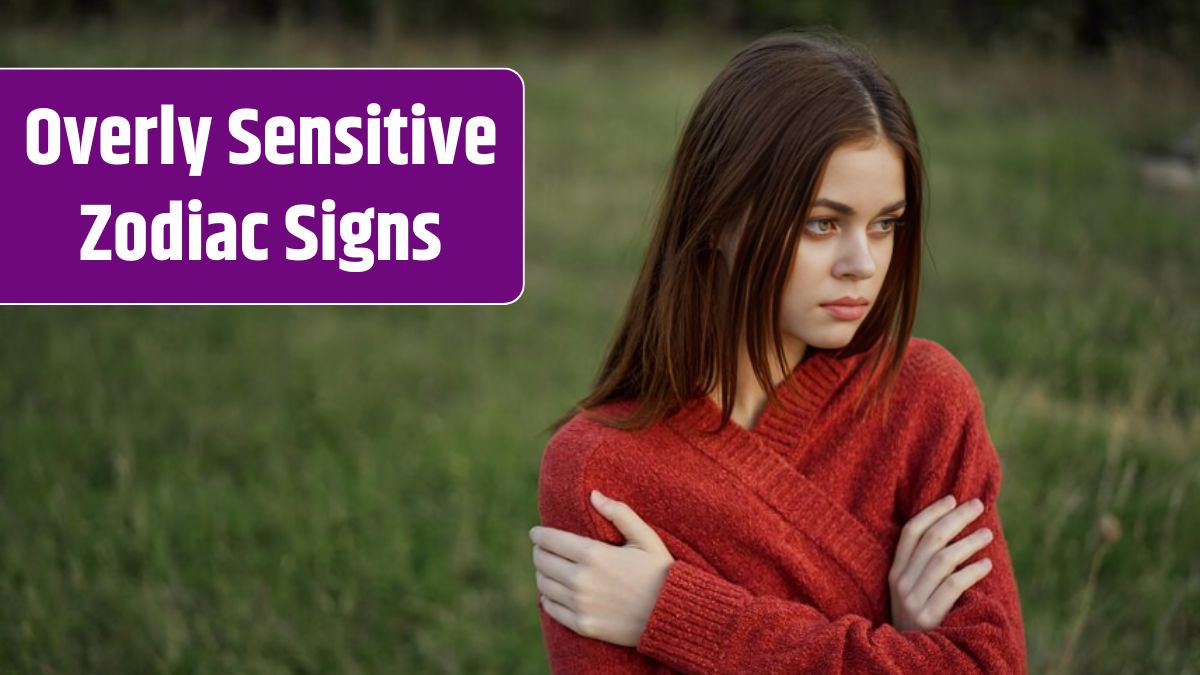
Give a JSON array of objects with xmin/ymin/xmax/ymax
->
[{"xmin": 1, "ymin": 21, "xmax": 1197, "ymax": 674}]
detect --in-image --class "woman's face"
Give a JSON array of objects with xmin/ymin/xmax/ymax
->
[{"xmin": 779, "ymin": 137, "xmax": 905, "ymax": 354}]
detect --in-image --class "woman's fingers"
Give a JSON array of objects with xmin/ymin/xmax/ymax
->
[
  {"xmin": 532, "ymin": 544, "xmax": 578, "ymax": 588},
  {"xmin": 907, "ymin": 526, "xmax": 994, "ymax": 607},
  {"xmin": 896, "ymin": 498, "xmax": 984, "ymax": 596},
  {"xmin": 917, "ymin": 558, "xmax": 994, "ymax": 628},
  {"xmin": 590, "ymin": 491, "xmax": 669, "ymax": 555},
  {"xmin": 540, "ymin": 592, "xmax": 583, "ymax": 635},
  {"xmin": 530, "ymin": 525, "xmax": 603, "ymax": 563},
  {"xmin": 535, "ymin": 569, "xmax": 575, "ymax": 609},
  {"xmin": 890, "ymin": 495, "xmax": 958, "ymax": 581}
]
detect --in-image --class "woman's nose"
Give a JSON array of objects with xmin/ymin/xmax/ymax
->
[{"xmin": 833, "ymin": 232, "xmax": 876, "ymax": 280}]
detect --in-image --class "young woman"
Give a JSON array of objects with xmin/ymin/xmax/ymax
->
[{"xmin": 530, "ymin": 29, "xmax": 1027, "ymax": 674}]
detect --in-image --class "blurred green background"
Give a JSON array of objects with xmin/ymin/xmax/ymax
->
[{"xmin": 1, "ymin": 2, "xmax": 1198, "ymax": 673}]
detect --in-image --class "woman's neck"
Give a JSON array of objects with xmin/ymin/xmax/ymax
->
[{"xmin": 707, "ymin": 336, "xmax": 807, "ymax": 430}]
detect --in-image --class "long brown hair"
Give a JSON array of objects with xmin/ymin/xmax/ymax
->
[{"xmin": 550, "ymin": 28, "xmax": 925, "ymax": 433}]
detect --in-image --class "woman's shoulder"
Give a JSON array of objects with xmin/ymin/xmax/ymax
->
[
  {"xmin": 537, "ymin": 399, "xmax": 675, "ymax": 541},
  {"xmin": 889, "ymin": 339, "xmax": 1005, "ymax": 516},
  {"xmin": 871, "ymin": 337, "xmax": 990, "ymax": 451},
  {"xmin": 538, "ymin": 399, "xmax": 662, "ymax": 484},
  {"xmin": 544, "ymin": 398, "xmax": 644, "ymax": 447},
  {"xmin": 893, "ymin": 337, "xmax": 984, "ymax": 406}
]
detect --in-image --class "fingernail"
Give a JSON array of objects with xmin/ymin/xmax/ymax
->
[
  {"xmin": 942, "ymin": 495, "xmax": 957, "ymax": 506},
  {"xmin": 590, "ymin": 489, "xmax": 607, "ymax": 506},
  {"xmin": 971, "ymin": 498, "xmax": 983, "ymax": 509},
  {"xmin": 529, "ymin": 526, "xmax": 538, "ymax": 539}
]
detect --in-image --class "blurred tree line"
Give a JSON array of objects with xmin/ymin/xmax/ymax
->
[{"xmin": 4, "ymin": 0, "xmax": 1198, "ymax": 67}]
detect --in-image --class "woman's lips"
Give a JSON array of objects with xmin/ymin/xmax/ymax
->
[{"xmin": 821, "ymin": 304, "xmax": 867, "ymax": 320}]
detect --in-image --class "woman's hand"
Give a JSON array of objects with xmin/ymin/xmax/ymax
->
[
  {"xmin": 889, "ymin": 494, "xmax": 994, "ymax": 631},
  {"xmin": 529, "ymin": 489, "xmax": 675, "ymax": 647}
]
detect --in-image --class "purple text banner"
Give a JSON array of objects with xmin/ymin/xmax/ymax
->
[{"xmin": 0, "ymin": 68, "xmax": 524, "ymax": 304}]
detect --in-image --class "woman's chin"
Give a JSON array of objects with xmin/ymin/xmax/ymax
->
[{"xmin": 802, "ymin": 329, "xmax": 857, "ymax": 351}]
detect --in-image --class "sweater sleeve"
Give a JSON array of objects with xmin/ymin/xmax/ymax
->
[
  {"xmin": 536, "ymin": 423, "xmax": 673, "ymax": 674},
  {"xmin": 633, "ymin": 383, "xmax": 1028, "ymax": 674}
]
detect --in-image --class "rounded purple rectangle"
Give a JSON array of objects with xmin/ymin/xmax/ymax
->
[{"xmin": 0, "ymin": 68, "xmax": 524, "ymax": 304}]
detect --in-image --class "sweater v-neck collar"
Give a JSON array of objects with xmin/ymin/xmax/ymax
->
[
  {"xmin": 671, "ymin": 347, "xmax": 853, "ymax": 452},
  {"xmin": 662, "ymin": 347, "xmax": 892, "ymax": 617}
]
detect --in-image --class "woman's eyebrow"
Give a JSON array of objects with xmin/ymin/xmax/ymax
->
[{"xmin": 812, "ymin": 198, "xmax": 906, "ymax": 216}]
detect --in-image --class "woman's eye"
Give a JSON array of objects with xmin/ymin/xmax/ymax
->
[
  {"xmin": 804, "ymin": 217, "xmax": 902, "ymax": 236},
  {"xmin": 805, "ymin": 218, "xmax": 836, "ymax": 235},
  {"xmin": 875, "ymin": 218, "xmax": 901, "ymax": 234}
]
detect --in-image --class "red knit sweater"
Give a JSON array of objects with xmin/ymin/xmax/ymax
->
[{"xmin": 536, "ymin": 338, "xmax": 1027, "ymax": 674}]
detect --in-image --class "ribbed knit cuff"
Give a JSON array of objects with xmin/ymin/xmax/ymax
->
[{"xmin": 635, "ymin": 560, "xmax": 749, "ymax": 673}]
